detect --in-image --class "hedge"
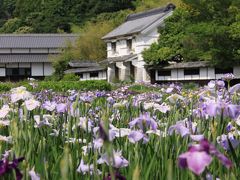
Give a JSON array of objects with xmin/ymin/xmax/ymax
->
[{"xmin": 0, "ymin": 80, "xmax": 111, "ymax": 92}]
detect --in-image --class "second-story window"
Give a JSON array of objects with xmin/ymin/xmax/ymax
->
[
  {"xmin": 111, "ymin": 42, "xmax": 116, "ymax": 54},
  {"xmin": 127, "ymin": 39, "xmax": 132, "ymax": 51}
]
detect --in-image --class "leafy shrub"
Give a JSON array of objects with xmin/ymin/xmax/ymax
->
[
  {"xmin": 183, "ymin": 82, "xmax": 199, "ymax": 90},
  {"xmin": 0, "ymin": 80, "xmax": 111, "ymax": 92},
  {"xmin": 0, "ymin": 82, "xmax": 13, "ymax": 92},
  {"xmin": 62, "ymin": 74, "xmax": 80, "ymax": 81}
]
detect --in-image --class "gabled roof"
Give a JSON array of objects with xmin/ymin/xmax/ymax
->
[
  {"xmin": 148, "ymin": 61, "xmax": 210, "ymax": 70},
  {"xmin": 64, "ymin": 67, "xmax": 106, "ymax": 74},
  {"xmin": 69, "ymin": 61, "xmax": 100, "ymax": 68},
  {"xmin": 0, "ymin": 34, "xmax": 78, "ymax": 48},
  {"xmin": 102, "ymin": 4, "xmax": 175, "ymax": 40}
]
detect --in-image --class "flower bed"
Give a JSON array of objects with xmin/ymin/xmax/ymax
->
[{"xmin": 0, "ymin": 79, "xmax": 240, "ymax": 179}]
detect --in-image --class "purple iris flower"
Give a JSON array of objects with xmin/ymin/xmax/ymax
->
[
  {"xmin": 229, "ymin": 83, "xmax": 240, "ymax": 94},
  {"xmin": 128, "ymin": 130, "xmax": 149, "ymax": 144},
  {"xmin": 129, "ymin": 112, "xmax": 158, "ymax": 131},
  {"xmin": 97, "ymin": 150, "xmax": 128, "ymax": 169},
  {"xmin": 56, "ymin": 103, "xmax": 67, "ymax": 113},
  {"xmin": 107, "ymin": 97, "xmax": 115, "ymax": 105},
  {"xmin": 216, "ymin": 80, "xmax": 225, "ymax": 88},
  {"xmin": 0, "ymin": 156, "xmax": 24, "ymax": 180},
  {"xmin": 104, "ymin": 171, "xmax": 126, "ymax": 180},
  {"xmin": 178, "ymin": 139, "xmax": 232, "ymax": 175},
  {"xmin": 168, "ymin": 120, "xmax": 197, "ymax": 137},
  {"xmin": 217, "ymin": 134, "xmax": 240, "ymax": 151},
  {"xmin": 222, "ymin": 73, "xmax": 235, "ymax": 81},
  {"xmin": 206, "ymin": 101, "xmax": 240, "ymax": 119},
  {"xmin": 42, "ymin": 101, "xmax": 56, "ymax": 112}
]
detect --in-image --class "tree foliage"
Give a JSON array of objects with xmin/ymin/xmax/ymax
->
[
  {"xmin": 143, "ymin": 0, "xmax": 240, "ymax": 67},
  {"xmin": 0, "ymin": 0, "xmax": 135, "ymax": 33}
]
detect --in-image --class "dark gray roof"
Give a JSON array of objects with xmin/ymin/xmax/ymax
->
[
  {"xmin": 0, "ymin": 34, "xmax": 78, "ymax": 48},
  {"xmin": 149, "ymin": 61, "xmax": 209, "ymax": 70},
  {"xmin": 65, "ymin": 67, "xmax": 106, "ymax": 74},
  {"xmin": 102, "ymin": 4, "xmax": 175, "ymax": 40},
  {"xmin": 101, "ymin": 54, "xmax": 138, "ymax": 64},
  {"xmin": 0, "ymin": 54, "xmax": 56, "ymax": 63},
  {"xmin": 69, "ymin": 61, "xmax": 100, "ymax": 68}
]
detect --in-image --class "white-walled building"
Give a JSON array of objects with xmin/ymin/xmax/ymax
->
[
  {"xmin": 102, "ymin": 4, "xmax": 176, "ymax": 82},
  {"xmin": 0, "ymin": 34, "xmax": 77, "ymax": 81},
  {"xmin": 65, "ymin": 61, "xmax": 107, "ymax": 81},
  {"xmin": 151, "ymin": 61, "xmax": 240, "ymax": 83}
]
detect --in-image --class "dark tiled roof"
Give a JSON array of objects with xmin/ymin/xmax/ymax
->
[
  {"xmin": 148, "ymin": 61, "xmax": 209, "ymax": 70},
  {"xmin": 64, "ymin": 67, "xmax": 106, "ymax": 74},
  {"xmin": 102, "ymin": 4, "xmax": 175, "ymax": 40},
  {"xmin": 101, "ymin": 54, "xmax": 138, "ymax": 64},
  {"xmin": 0, "ymin": 34, "xmax": 78, "ymax": 48},
  {"xmin": 69, "ymin": 61, "xmax": 100, "ymax": 68},
  {"xmin": 0, "ymin": 54, "xmax": 56, "ymax": 63}
]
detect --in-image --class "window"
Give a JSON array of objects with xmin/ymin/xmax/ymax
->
[
  {"xmin": 215, "ymin": 68, "xmax": 233, "ymax": 74},
  {"xmin": 111, "ymin": 42, "xmax": 116, "ymax": 53},
  {"xmin": 127, "ymin": 39, "xmax": 132, "ymax": 51},
  {"xmin": 184, "ymin": 69, "xmax": 199, "ymax": 75},
  {"xmin": 90, "ymin": 72, "xmax": 98, "ymax": 78},
  {"xmin": 158, "ymin": 70, "xmax": 171, "ymax": 76},
  {"xmin": 77, "ymin": 73, "xmax": 83, "ymax": 79},
  {"xmin": 6, "ymin": 68, "xmax": 31, "ymax": 76}
]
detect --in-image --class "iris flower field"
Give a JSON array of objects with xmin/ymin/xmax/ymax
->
[{"xmin": 0, "ymin": 75, "xmax": 240, "ymax": 179}]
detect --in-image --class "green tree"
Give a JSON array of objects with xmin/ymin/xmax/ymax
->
[
  {"xmin": 52, "ymin": 43, "xmax": 74, "ymax": 80},
  {"xmin": 143, "ymin": 0, "xmax": 240, "ymax": 68}
]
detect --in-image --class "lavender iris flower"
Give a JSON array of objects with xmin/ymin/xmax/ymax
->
[
  {"xmin": 206, "ymin": 101, "xmax": 240, "ymax": 119},
  {"xmin": 217, "ymin": 133, "xmax": 240, "ymax": 150},
  {"xmin": 29, "ymin": 168, "xmax": 40, "ymax": 180},
  {"xmin": 222, "ymin": 73, "xmax": 235, "ymax": 81},
  {"xmin": 229, "ymin": 83, "xmax": 240, "ymax": 94},
  {"xmin": 42, "ymin": 101, "xmax": 56, "ymax": 111},
  {"xmin": 128, "ymin": 130, "xmax": 147, "ymax": 144},
  {"xmin": 178, "ymin": 139, "xmax": 232, "ymax": 175},
  {"xmin": 168, "ymin": 120, "xmax": 197, "ymax": 137},
  {"xmin": 97, "ymin": 150, "xmax": 128, "ymax": 169},
  {"xmin": 56, "ymin": 103, "xmax": 67, "ymax": 113},
  {"xmin": 129, "ymin": 112, "xmax": 158, "ymax": 131}
]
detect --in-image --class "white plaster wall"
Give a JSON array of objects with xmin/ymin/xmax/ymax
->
[
  {"xmin": 208, "ymin": 68, "xmax": 215, "ymax": 79},
  {"xmin": 234, "ymin": 66, "xmax": 240, "ymax": 78},
  {"xmin": 177, "ymin": 69, "xmax": 184, "ymax": 80},
  {"xmin": 107, "ymin": 64, "xmax": 115, "ymax": 82},
  {"xmin": 31, "ymin": 63, "xmax": 43, "ymax": 76},
  {"xmin": 107, "ymin": 43, "xmax": 112, "ymax": 57},
  {"xmin": 172, "ymin": 69, "xmax": 178, "ymax": 80},
  {"xmin": 79, "ymin": 71, "xmax": 107, "ymax": 81},
  {"xmin": 200, "ymin": 68, "xmax": 207, "ymax": 80},
  {"xmin": 0, "ymin": 68, "xmax": 5, "ymax": 76},
  {"xmin": 44, "ymin": 63, "xmax": 54, "ymax": 76},
  {"xmin": 155, "ymin": 66, "xmax": 240, "ymax": 81},
  {"xmin": 118, "ymin": 40, "xmax": 128, "ymax": 56}
]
